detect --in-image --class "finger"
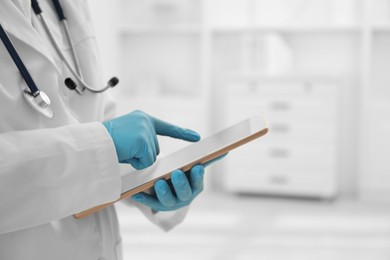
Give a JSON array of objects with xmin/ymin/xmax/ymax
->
[
  {"xmin": 171, "ymin": 170, "xmax": 192, "ymax": 202},
  {"xmin": 154, "ymin": 180, "xmax": 176, "ymax": 207},
  {"xmin": 132, "ymin": 192, "xmax": 163, "ymax": 211},
  {"xmin": 129, "ymin": 144, "xmax": 155, "ymax": 170},
  {"xmin": 189, "ymin": 165, "xmax": 205, "ymax": 195},
  {"xmin": 128, "ymin": 158, "xmax": 142, "ymax": 170},
  {"xmin": 146, "ymin": 117, "xmax": 160, "ymax": 156},
  {"xmin": 203, "ymin": 153, "xmax": 228, "ymax": 168},
  {"xmin": 146, "ymin": 131, "xmax": 157, "ymax": 163},
  {"xmin": 154, "ymin": 134, "xmax": 160, "ymax": 156},
  {"xmin": 126, "ymin": 147, "xmax": 155, "ymax": 170},
  {"xmin": 152, "ymin": 117, "xmax": 200, "ymax": 142}
]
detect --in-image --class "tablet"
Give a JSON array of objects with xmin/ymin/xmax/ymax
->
[{"xmin": 74, "ymin": 114, "xmax": 268, "ymax": 219}]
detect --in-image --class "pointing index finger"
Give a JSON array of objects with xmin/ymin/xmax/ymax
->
[{"xmin": 152, "ymin": 117, "xmax": 200, "ymax": 142}]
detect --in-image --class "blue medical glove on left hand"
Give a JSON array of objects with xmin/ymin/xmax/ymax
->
[
  {"xmin": 131, "ymin": 155, "xmax": 226, "ymax": 212},
  {"xmin": 132, "ymin": 165, "xmax": 205, "ymax": 212}
]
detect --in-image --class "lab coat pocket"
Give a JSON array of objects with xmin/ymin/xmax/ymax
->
[{"xmin": 68, "ymin": 21, "xmax": 96, "ymax": 48}]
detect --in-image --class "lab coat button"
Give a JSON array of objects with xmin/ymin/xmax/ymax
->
[{"xmin": 98, "ymin": 257, "xmax": 106, "ymax": 260}]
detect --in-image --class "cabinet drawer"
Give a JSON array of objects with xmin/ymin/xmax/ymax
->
[
  {"xmin": 226, "ymin": 169, "xmax": 337, "ymax": 197},
  {"xmin": 227, "ymin": 98, "xmax": 337, "ymax": 123},
  {"xmin": 227, "ymin": 143, "xmax": 336, "ymax": 172},
  {"xmin": 227, "ymin": 111, "xmax": 337, "ymax": 144},
  {"xmin": 228, "ymin": 81, "xmax": 338, "ymax": 106},
  {"xmin": 228, "ymin": 100, "xmax": 337, "ymax": 118},
  {"xmin": 230, "ymin": 97, "xmax": 338, "ymax": 112},
  {"xmin": 224, "ymin": 79, "xmax": 338, "ymax": 197},
  {"xmin": 264, "ymin": 124, "xmax": 336, "ymax": 144}
]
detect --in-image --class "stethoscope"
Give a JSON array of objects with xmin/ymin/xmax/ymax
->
[{"xmin": 0, "ymin": 0, "xmax": 119, "ymax": 119}]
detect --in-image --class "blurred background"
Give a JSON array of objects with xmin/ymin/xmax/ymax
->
[{"xmin": 88, "ymin": 0, "xmax": 390, "ymax": 259}]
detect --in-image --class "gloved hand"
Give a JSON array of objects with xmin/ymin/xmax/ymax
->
[
  {"xmin": 131, "ymin": 155, "xmax": 227, "ymax": 212},
  {"xmin": 103, "ymin": 110, "xmax": 200, "ymax": 170}
]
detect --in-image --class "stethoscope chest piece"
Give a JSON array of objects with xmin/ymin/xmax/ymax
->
[{"xmin": 23, "ymin": 89, "xmax": 54, "ymax": 119}]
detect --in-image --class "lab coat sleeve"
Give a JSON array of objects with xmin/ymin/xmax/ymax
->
[
  {"xmin": 131, "ymin": 201, "xmax": 189, "ymax": 232},
  {"xmin": 0, "ymin": 122, "xmax": 121, "ymax": 235},
  {"xmin": 101, "ymin": 91, "xmax": 117, "ymax": 122}
]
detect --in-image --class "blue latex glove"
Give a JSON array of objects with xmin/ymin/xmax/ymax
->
[
  {"xmin": 131, "ymin": 155, "xmax": 227, "ymax": 212},
  {"xmin": 103, "ymin": 110, "xmax": 200, "ymax": 170}
]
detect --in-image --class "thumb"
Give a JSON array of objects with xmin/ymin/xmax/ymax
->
[{"xmin": 152, "ymin": 117, "xmax": 200, "ymax": 142}]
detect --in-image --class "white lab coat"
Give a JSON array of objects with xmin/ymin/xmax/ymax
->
[{"xmin": 0, "ymin": 1, "xmax": 187, "ymax": 260}]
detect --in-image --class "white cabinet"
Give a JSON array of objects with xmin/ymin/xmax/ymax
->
[
  {"xmin": 99, "ymin": 0, "xmax": 386, "ymax": 199},
  {"xmin": 224, "ymin": 77, "xmax": 339, "ymax": 198}
]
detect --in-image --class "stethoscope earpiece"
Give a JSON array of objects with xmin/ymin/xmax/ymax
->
[
  {"xmin": 64, "ymin": 76, "xmax": 119, "ymax": 93},
  {"xmin": 108, "ymin": 77, "xmax": 119, "ymax": 88},
  {"xmin": 65, "ymin": 78, "xmax": 77, "ymax": 91}
]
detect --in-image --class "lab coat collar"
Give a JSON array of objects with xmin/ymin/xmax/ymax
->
[{"xmin": 0, "ymin": 1, "xmax": 56, "ymax": 67}]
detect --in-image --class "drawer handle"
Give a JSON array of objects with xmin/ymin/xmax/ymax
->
[
  {"xmin": 269, "ymin": 101, "xmax": 291, "ymax": 111},
  {"xmin": 268, "ymin": 148, "xmax": 290, "ymax": 158},
  {"xmin": 269, "ymin": 175, "xmax": 289, "ymax": 185}
]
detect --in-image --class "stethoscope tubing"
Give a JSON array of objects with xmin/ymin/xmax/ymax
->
[
  {"xmin": 51, "ymin": 0, "xmax": 66, "ymax": 21},
  {"xmin": 0, "ymin": 1, "xmax": 118, "ymax": 118},
  {"xmin": 62, "ymin": 20, "xmax": 83, "ymax": 80},
  {"xmin": 50, "ymin": 0, "xmax": 81, "ymax": 77},
  {"xmin": 0, "ymin": 24, "xmax": 41, "ymax": 97},
  {"xmin": 0, "ymin": 23, "xmax": 53, "ymax": 118},
  {"xmin": 32, "ymin": 0, "xmax": 116, "ymax": 94},
  {"xmin": 49, "ymin": 0, "xmax": 83, "ymax": 84},
  {"xmin": 38, "ymin": 13, "xmax": 112, "ymax": 94}
]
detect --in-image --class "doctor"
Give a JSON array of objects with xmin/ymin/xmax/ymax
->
[{"xmin": 0, "ymin": 1, "xmax": 214, "ymax": 260}]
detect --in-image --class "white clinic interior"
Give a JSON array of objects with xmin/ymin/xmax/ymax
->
[{"xmin": 87, "ymin": 1, "xmax": 390, "ymax": 259}]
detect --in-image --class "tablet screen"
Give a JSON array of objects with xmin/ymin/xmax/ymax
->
[{"xmin": 121, "ymin": 115, "xmax": 268, "ymax": 193}]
